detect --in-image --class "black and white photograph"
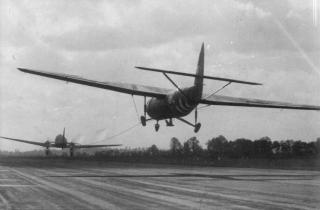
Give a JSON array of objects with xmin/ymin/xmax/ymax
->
[{"xmin": 0, "ymin": 0, "xmax": 320, "ymax": 209}]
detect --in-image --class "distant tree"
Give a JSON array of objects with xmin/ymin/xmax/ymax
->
[
  {"xmin": 147, "ymin": 144, "xmax": 159, "ymax": 156},
  {"xmin": 272, "ymin": 140, "xmax": 281, "ymax": 155},
  {"xmin": 279, "ymin": 140, "xmax": 293, "ymax": 157},
  {"xmin": 183, "ymin": 137, "xmax": 202, "ymax": 156},
  {"xmin": 232, "ymin": 138, "xmax": 254, "ymax": 158},
  {"xmin": 253, "ymin": 136, "xmax": 272, "ymax": 158},
  {"xmin": 207, "ymin": 135, "xmax": 228, "ymax": 160},
  {"xmin": 170, "ymin": 137, "xmax": 183, "ymax": 155},
  {"xmin": 292, "ymin": 141, "xmax": 310, "ymax": 157},
  {"xmin": 307, "ymin": 142, "xmax": 317, "ymax": 156},
  {"xmin": 316, "ymin": 138, "xmax": 320, "ymax": 155}
]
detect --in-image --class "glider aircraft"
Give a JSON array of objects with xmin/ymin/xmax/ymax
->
[
  {"xmin": 17, "ymin": 43, "xmax": 320, "ymax": 132},
  {"xmin": 0, "ymin": 128, "xmax": 122, "ymax": 156}
]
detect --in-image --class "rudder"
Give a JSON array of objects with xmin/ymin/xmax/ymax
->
[{"xmin": 193, "ymin": 43, "xmax": 204, "ymax": 100}]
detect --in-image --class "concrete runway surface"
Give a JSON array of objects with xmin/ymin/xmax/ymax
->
[{"xmin": 0, "ymin": 159, "xmax": 319, "ymax": 210}]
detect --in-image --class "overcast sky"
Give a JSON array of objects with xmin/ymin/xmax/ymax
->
[{"xmin": 1, "ymin": 0, "xmax": 320, "ymax": 151}]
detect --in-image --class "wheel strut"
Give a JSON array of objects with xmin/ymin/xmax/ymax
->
[
  {"xmin": 70, "ymin": 148, "xmax": 74, "ymax": 157},
  {"xmin": 176, "ymin": 117, "xmax": 201, "ymax": 133},
  {"xmin": 45, "ymin": 148, "xmax": 50, "ymax": 156},
  {"xmin": 165, "ymin": 118, "xmax": 174, "ymax": 126}
]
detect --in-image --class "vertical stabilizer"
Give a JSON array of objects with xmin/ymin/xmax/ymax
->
[
  {"xmin": 193, "ymin": 43, "xmax": 204, "ymax": 100},
  {"xmin": 63, "ymin": 128, "xmax": 65, "ymax": 139}
]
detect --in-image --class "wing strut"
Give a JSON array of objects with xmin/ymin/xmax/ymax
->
[
  {"xmin": 205, "ymin": 82, "xmax": 232, "ymax": 99},
  {"xmin": 199, "ymin": 82, "xmax": 232, "ymax": 110},
  {"xmin": 162, "ymin": 73, "xmax": 188, "ymax": 98},
  {"xmin": 131, "ymin": 95, "xmax": 140, "ymax": 121}
]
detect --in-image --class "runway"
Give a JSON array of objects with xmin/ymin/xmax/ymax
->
[{"xmin": 0, "ymin": 158, "xmax": 319, "ymax": 210}]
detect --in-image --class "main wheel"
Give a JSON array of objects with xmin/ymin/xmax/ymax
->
[
  {"xmin": 45, "ymin": 149, "xmax": 50, "ymax": 156},
  {"xmin": 70, "ymin": 149, "xmax": 74, "ymax": 157},
  {"xmin": 155, "ymin": 123, "xmax": 160, "ymax": 132},
  {"xmin": 194, "ymin": 123, "xmax": 201, "ymax": 133},
  {"xmin": 140, "ymin": 116, "xmax": 146, "ymax": 126}
]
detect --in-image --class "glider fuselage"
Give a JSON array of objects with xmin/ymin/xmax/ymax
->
[{"xmin": 146, "ymin": 86, "xmax": 201, "ymax": 120}]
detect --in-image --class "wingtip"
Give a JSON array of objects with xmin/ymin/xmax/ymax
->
[{"xmin": 17, "ymin": 67, "xmax": 30, "ymax": 72}]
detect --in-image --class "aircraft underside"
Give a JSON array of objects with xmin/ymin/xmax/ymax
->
[{"xmin": 142, "ymin": 87, "xmax": 202, "ymax": 132}]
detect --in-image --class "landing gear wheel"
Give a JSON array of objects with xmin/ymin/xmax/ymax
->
[
  {"xmin": 140, "ymin": 116, "xmax": 146, "ymax": 126},
  {"xmin": 70, "ymin": 149, "xmax": 74, "ymax": 157},
  {"xmin": 45, "ymin": 149, "xmax": 50, "ymax": 156},
  {"xmin": 194, "ymin": 123, "xmax": 201, "ymax": 133},
  {"xmin": 155, "ymin": 123, "xmax": 160, "ymax": 132}
]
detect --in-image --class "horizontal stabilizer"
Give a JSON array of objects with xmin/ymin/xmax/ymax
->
[{"xmin": 135, "ymin": 66, "xmax": 262, "ymax": 85}]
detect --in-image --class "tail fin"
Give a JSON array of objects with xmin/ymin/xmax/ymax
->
[
  {"xmin": 194, "ymin": 43, "xmax": 204, "ymax": 100},
  {"xmin": 63, "ymin": 128, "xmax": 65, "ymax": 139}
]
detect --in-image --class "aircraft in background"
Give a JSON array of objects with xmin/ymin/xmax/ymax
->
[
  {"xmin": 0, "ymin": 128, "xmax": 122, "ymax": 156},
  {"xmin": 17, "ymin": 43, "xmax": 320, "ymax": 132}
]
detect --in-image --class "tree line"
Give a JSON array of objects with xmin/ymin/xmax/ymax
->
[
  {"xmin": 94, "ymin": 136, "xmax": 320, "ymax": 161},
  {"xmin": 1, "ymin": 136, "xmax": 319, "ymax": 162}
]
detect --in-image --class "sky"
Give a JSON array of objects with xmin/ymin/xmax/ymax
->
[{"xmin": 0, "ymin": 0, "xmax": 320, "ymax": 151}]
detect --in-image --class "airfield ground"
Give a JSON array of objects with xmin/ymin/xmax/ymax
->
[{"xmin": 0, "ymin": 157, "xmax": 319, "ymax": 210}]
